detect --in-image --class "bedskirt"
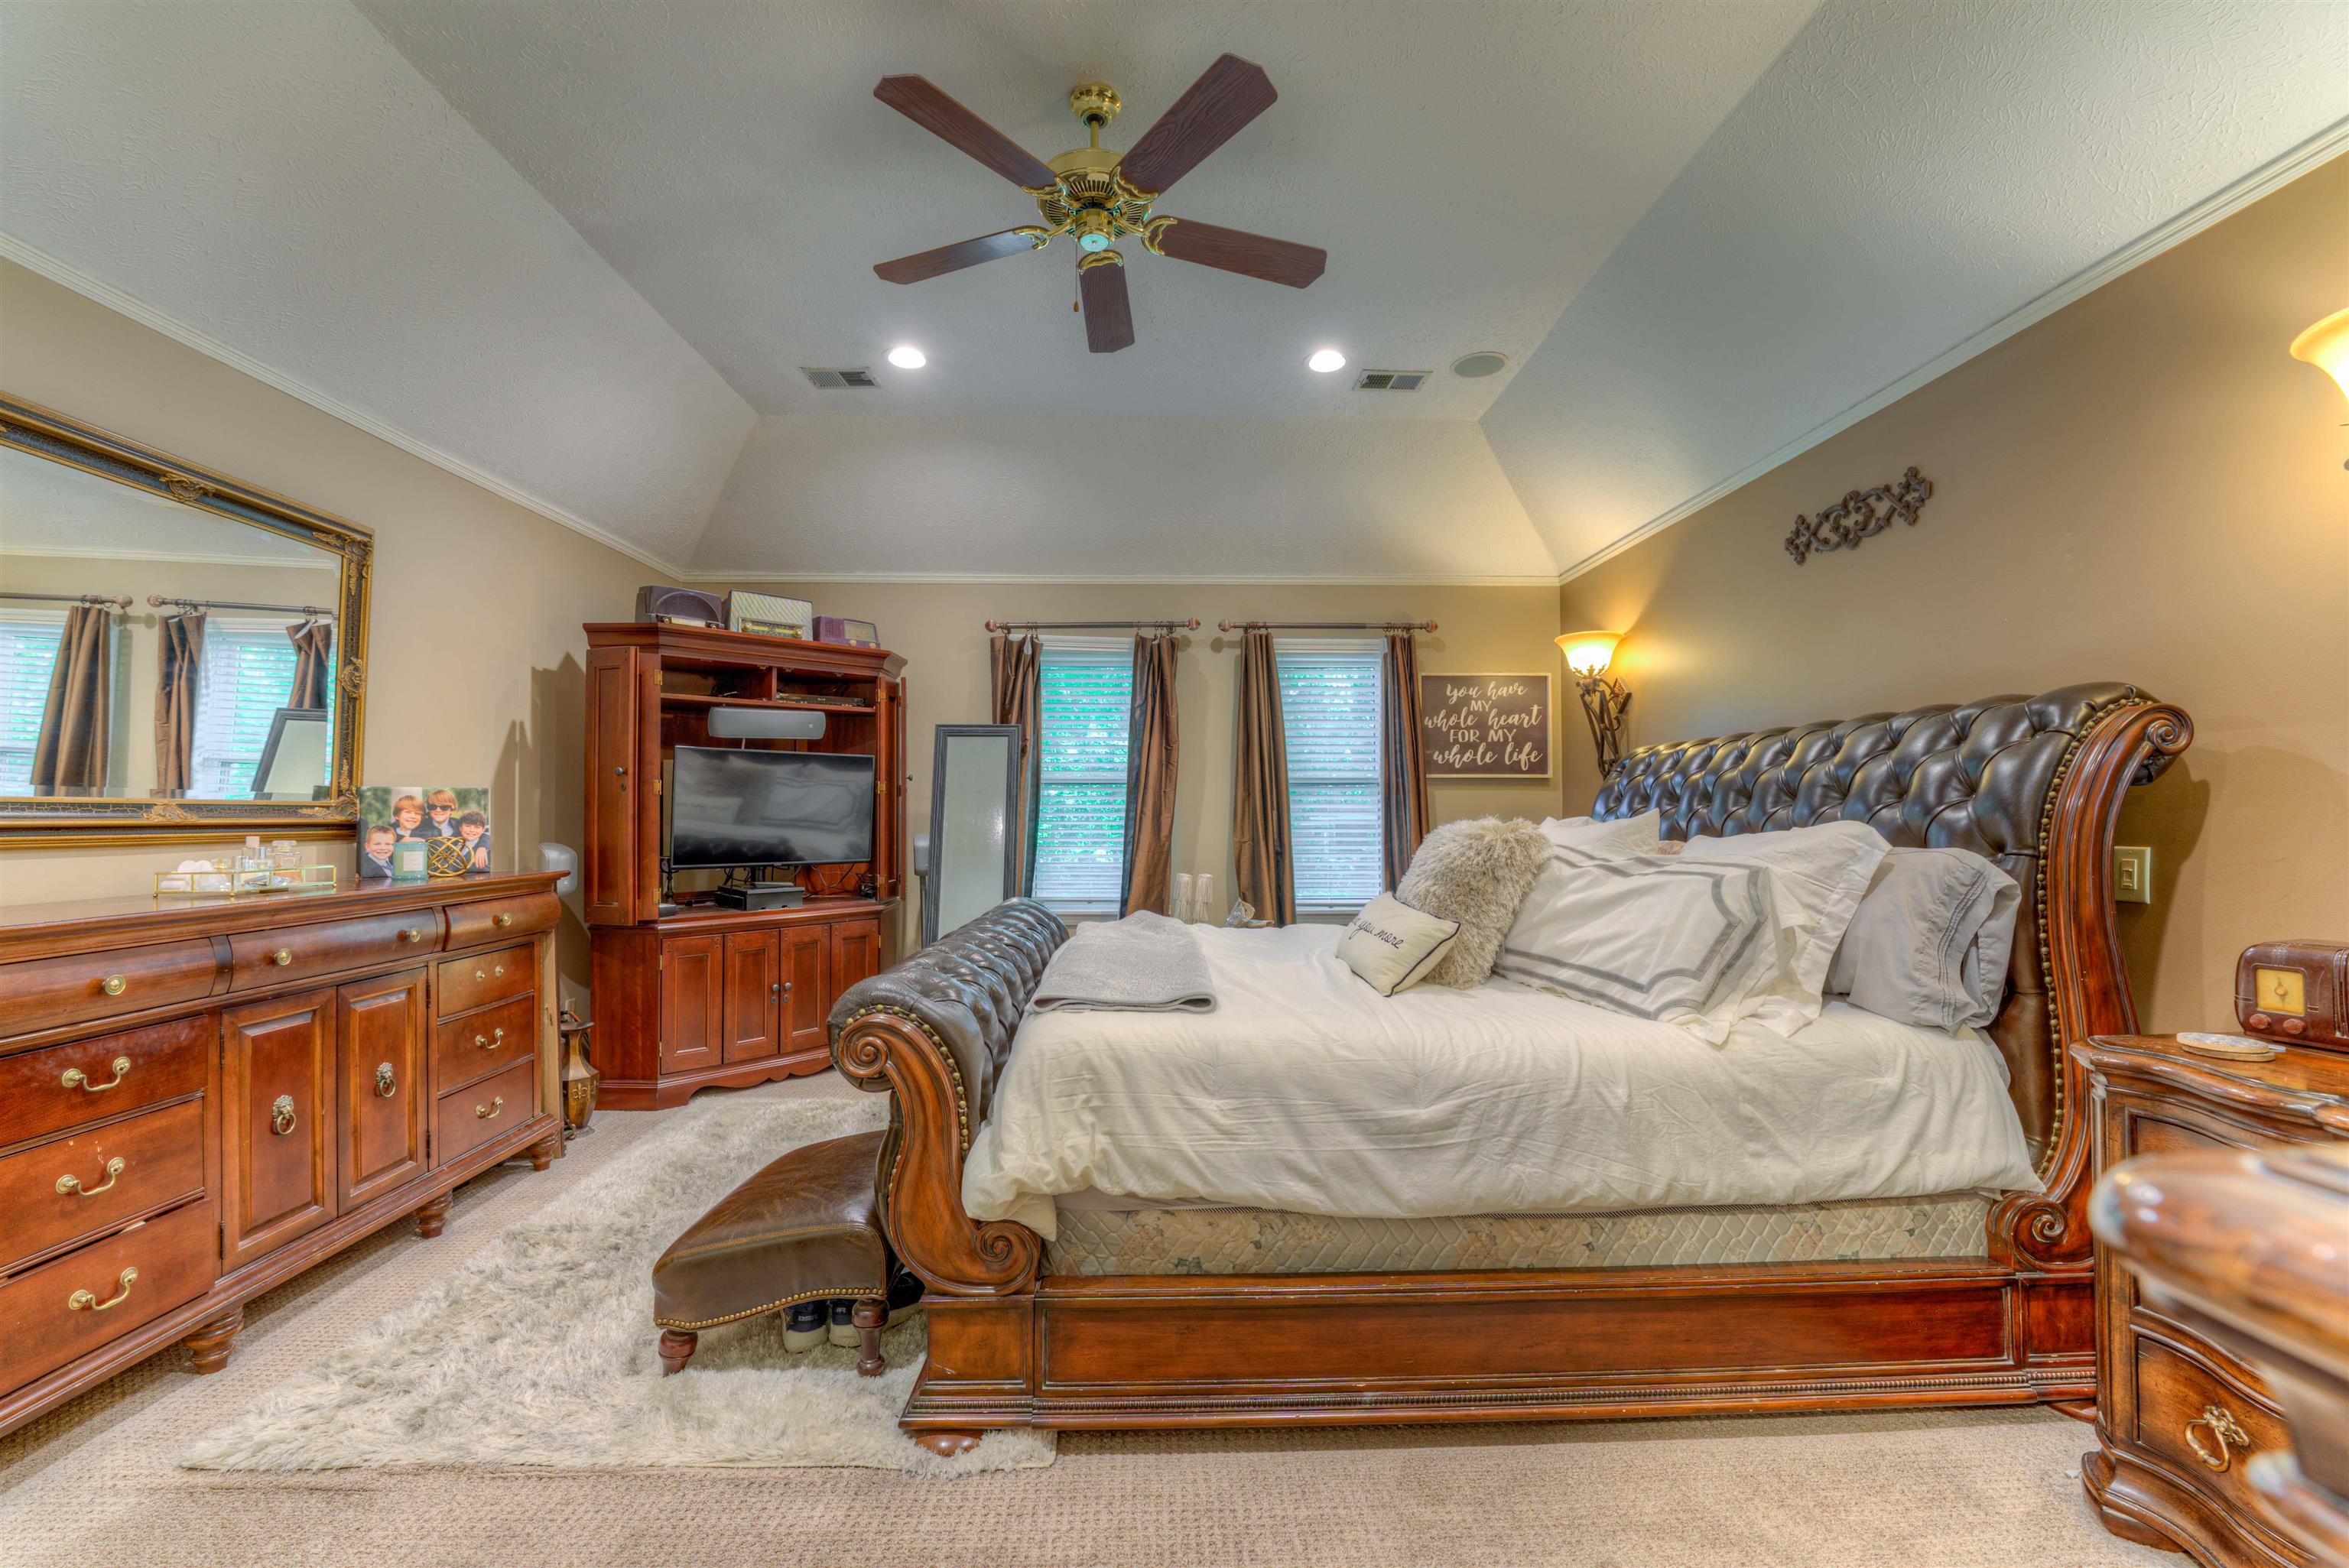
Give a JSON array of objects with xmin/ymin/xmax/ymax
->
[{"xmin": 1045, "ymin": 1191, "xmax": 1993, "ymax": 1275}]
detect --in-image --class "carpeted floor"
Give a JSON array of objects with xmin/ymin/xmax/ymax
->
[{"xmin": 0, "ymin": 1074, "xmax": 2174, "ymax": 1568}]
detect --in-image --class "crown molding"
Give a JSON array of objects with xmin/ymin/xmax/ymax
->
[
  {"xmin": 0, "ymin": 233, "xmax": 685, "ymax": 579},
  {"xmin": 1552, "ymin": 115, "xmax": 2349, "ymax": 585},
  {"xmin": 684, "ymin": 570, "xmax": 1564, "ymax": 588}
]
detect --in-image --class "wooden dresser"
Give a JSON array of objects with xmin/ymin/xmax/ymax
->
[
  {"xmin": 0, "ymin": 873, "xmax": 564, "ymax": 1437},
  {"xmin": 2079, "ymin": 1034, "xmax": 2349, "ymax": 1565}
]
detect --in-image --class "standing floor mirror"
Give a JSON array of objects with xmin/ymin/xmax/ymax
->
[{"xmin": 921, "ymin": 723, "xmax": 1023, "ymax": 946}]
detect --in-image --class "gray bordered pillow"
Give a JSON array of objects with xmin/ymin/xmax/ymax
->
[
  {"xmin": 1827, "ymin": 847, "xmax": 2021, "ymax": 1029},
  {"xmin": 1336, "ymin": 894, "xmax": 1463, "ymax": 996}
]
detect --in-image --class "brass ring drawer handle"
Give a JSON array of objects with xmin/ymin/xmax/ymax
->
[
  {"xmin": 474, "ymin": 1027, "xmax": 505, "ymax": 1050},
  {"xmin": 2185, "ymin": 1404, "xmax": 2252, "ymax": 1472},
  {"xmin": 61, "ymin": 1057, "xmax": 132, "ymax": 1092},
  {"xmin": 271, "ymin": 1094, "xmax": 297, "ymax": 1135},
  {"xmin": 69, "ymin": 1268, "xmax": 138, "ymax": 1312},
  {"xmin": 57, "ymin": 1157, "xmax": 126, "ymax": 1197},
  {"xmin": 270, "ymin": 948, "xmax": 294, "ymax": 966},
  {"xmin": 100, "ymin": 974, "xmax": 128, "ymax": 996},
  {"xmin": 475, "ymin": 1096, "xmax": 504, "ymax": 1121},
  {"xmin": 398, "ymin": 927, "xmax": 428, "ymax": 943},
  {"xmin": 375, "ymin": 1062, "xmax": 397, "ymax": 1097}
]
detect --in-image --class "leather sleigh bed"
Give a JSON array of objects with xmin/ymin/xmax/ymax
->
[{"xmin": 828, "ymin": 683, "xmax": 2190, "ymax": 1453}]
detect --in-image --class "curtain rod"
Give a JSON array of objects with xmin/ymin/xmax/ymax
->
[
  {"xmin": 985, "ymin": 618, "xmax": 1200, "ymax": 632},
  {"xmin": 1217, "ymin": 619, "xmax": 1436, "ymax": 633},
  {"xmin": 0, "ymin": 590, "xmax": 132, "ymax": 609},
  {"xmin": 148, "ymin": 594, "xmax": 335, "ymax": 619}
]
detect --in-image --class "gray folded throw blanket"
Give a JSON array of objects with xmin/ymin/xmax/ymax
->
[{"xmin": 1030, "ymin": 911, "xmax": 1216, "ymax": 1013}]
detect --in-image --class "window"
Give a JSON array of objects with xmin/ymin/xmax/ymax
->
[
  {"xmin": 1030, "ymin": 638, "xmax": 1132, "ymax": 912},
  {"xmin": 0, "ymin": 610, "xmax": 65, "ymax": 795},
  {"xmin": 1277, "ymin": 640, "xmax": 1384, "ymax": 914},
  {"xmin": 190, "ymin": 618, "xmax": 323, "ymax": 798}
]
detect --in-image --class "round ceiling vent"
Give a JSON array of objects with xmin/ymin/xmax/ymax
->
[{"xmin": 1451, "ymin": 351, "xmax": 1509, "ymax": 379}]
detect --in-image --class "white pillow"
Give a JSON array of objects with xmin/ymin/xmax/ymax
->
[
  {"xmin": 1493, "ymin": 845, "xmax": 1788, "ymax": 1044},
  {"xmin": 1538, "ymin": 810, "xmax": 1661, "ymax": 855},
  {"xmin": 1336, "ymin": 894, "xmax": 1462, "ymax": 996},
  {"xmin": 1675, "ymin": 822, "xmax": 1890, "ymax": 1036},
  {"xmin": 1827, "ymin": 847, "xmax": 2020, "ymax": 1029}
]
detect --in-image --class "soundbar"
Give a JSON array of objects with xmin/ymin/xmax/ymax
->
[{"xmin": 707, "ymin": 706, "xmax": 827, "ymax": 740}]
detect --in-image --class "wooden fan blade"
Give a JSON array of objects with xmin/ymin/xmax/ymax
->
[
  {"xmin": 1079, "ymin": 260, "xmax": 1135, "ymax": 354},
  {"xmin": 1152, "ymin": 219, "xmax": 1325, "ymax": 288},
  {"xmin": 875, "ymin": 229, "xmax": 1041, "ymax": 284},
  {"xmin": 874, "ymin": 76, "xmax": 1057, "ymax": 189},
  {"xmin": 1117, "ymin": 54, "xmax": 1276, "ymax": 196}
]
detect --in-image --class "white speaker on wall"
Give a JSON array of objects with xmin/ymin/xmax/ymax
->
[{"xmin": 707, "ymin": 706, "xmax": 827, "ymax": 741}]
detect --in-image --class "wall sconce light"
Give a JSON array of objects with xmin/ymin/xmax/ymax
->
[
  {"xmin": 1557, "ymin": 630, "xmax": 1631, "ymax": 776},
  {"xmin": 2291, "ymin": 306, "xmax": 2349, "ymax": 469}
]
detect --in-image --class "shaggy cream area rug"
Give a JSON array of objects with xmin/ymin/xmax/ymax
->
[{"xmin": 180, "ymin": 1092, "xmax": 1056, "ymax": 1476}]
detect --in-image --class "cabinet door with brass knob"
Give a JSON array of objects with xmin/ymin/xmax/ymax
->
[
  {"xmin": 722, "ymin": 930, "xmax": 782, "ymax": 1064},
  {"xmin": 336, "ymin": 970, "xmax": 427, "ymax": 1206},
  {"xmin": 220, "ymin": 989, "xmax": 336, "ymax": 1270},
  {"xmin": 783, "ymin": 927, "xmax": 833, "ymax": 1056}
]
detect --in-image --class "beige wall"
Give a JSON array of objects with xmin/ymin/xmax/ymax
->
[
  {"xmin": 716, "ymin": 580, "xmax": 1566, "ymax": 948},
  {"xmin": 1559, "ymin": 154, "xmax": 2349, "ymax": 1033},
  {"xmin": 0, "ymin": 260, "xmax": 665, "ymax": 996}
]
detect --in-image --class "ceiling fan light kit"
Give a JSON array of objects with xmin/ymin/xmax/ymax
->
[{"xmin": 872, "ymin": 55, "xmax": 1327, "ymax": 354}]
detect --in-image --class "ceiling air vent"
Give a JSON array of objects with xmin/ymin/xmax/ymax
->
[
  {"xmin": 801, "ymin": 367, "xmax": 878, "ymax": 389},
  {"xmin": 1353, "ymin": 369, "xmax": 1431, "ymax": 392}
]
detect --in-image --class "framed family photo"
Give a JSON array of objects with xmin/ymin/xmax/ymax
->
[{"xmin": 356, "ymin": 784, "xmax": 492, "ymax": 881}]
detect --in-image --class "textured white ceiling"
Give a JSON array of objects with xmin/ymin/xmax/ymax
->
[
  {"xmin": 1481, "ymin": 0, "xmax": 2349, "ymax": 576},
  {"xmin": 0, "ymin": 0, "xmax": 755, "ymax": 572}
]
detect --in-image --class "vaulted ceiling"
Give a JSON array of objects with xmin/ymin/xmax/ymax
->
[{"xmin": 4, "ymin": 2, "xmax": 2344, "ymax": 582}]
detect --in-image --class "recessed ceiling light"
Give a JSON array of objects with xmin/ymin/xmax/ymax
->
[
  {"xmin": 886, "ymin": 345, "xmax": 927, "ymax": 369},
  {"xmin": 1307, "ymin": 348, "xmax": 1346, "ymax": 374},
  {"xmin": 1451, "ymin": 351, "xmax": 1509, "ymax": 378}
]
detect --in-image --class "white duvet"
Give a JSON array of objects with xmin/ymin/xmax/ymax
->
[{"xmin": 963, "ymin": 924, "xmax": 2040, "ymax": 1238}]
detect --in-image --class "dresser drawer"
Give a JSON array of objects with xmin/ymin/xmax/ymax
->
[
  {"xmin": 2133, "ymin": 1335, "xmax": 2292, "ymax": 1523},
  {"xmin": 445, "ymin": 891, "xmax": 557, "ymax": 952},
  {"xmin": 435, "ymin": 944, "xmax": 532, "ymax": 1018},
  {"xmin": 434, "ymin": 1056, "xmax": 536, "ymax": 1166},
  {"xmin": 0, "ymin": 1099, "xmax": 207, "ymax": 1274},
  {"xmin": 0, "ymin": 938, "xmax": 220, "ymax": 1039},
  {"xmin": 433, "ymin": 993, "xmax": 537, "ymax": 1093},
  {"xmin": 0, "ymin": 1201, "xmax": 214, "ymax": 1394},
  {"xmin": 228, "ymin": 911, "xmax": 438, "ymax": 989},
  {"xmin": 0, "ymin": 1014, "xmax": 210, "ymax": 1150}
]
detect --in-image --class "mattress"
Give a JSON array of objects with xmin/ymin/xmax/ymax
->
[
  {"xmin": 965, "ymin": 923, "xmax": 2040, "ymax": 1238},
  {"xmin": 1046, "ymin": 1191, "xmax": 1994, "ymax": 1276}
]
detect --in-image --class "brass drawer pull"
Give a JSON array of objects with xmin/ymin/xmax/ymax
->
[
  {"xmin": 270, "ymin": 948, "xmax": 293, "ymax": 966},
  {"xmin": 100, "ymin": 974, "xmax": 128, "ymax": 996},
  {"xmin": 271, "ymin": 1094, "xmax": 297, "ymax": 1136},
  {"xmin": 375, "ymin": 1062, "xmax": 397, "ymax": 1097},
  {"xmin": 69, "ymin": 1268, "xmax": 138, "ymax": 1312},
  {"xmin": 474, "ymin": 964, "xmax": 508, "ymax": 982},
  {"xmin": 57, "ymin": 1157, "xmax": 126, "ymax": 1197},
  {"xmin": 473, "ymin": 1027, "xmax": 506, "ymax": 1050},
  {"xmin": 61, "ymin": 1057, "xmax": 131, "ymax": 1092},
  {"xmin": 475, "ymin": 1096, "xmax": 504, "ymax": 1121},
  {"xmin": 2185, "ymin": 1404, "xmax": 2252, "ymax": 1472},
  {"xmin": 398, "ymin": 927, "xmax": 428, "ymax": 944},
  {"xmin": 494, "ymin": 912, "xmax": 514, "ymax": 927}
]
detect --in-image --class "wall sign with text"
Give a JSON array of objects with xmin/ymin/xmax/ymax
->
[{"xmin": 1419, "ymin": 674, "xmax": 1551, "ymax": 779}]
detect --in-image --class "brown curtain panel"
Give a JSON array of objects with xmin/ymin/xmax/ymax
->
[
  {"xmin": 155, "ymin": 612, "xmax": 206, "ymax": 794},
  {"xmin": 1119, "ymin": 631, "xmax": 1178, "ymax": 917},
  {"xmin": 28, "ymin": 603, "xmax": 113, "ymax": 794},
  {"xmin": 1379, "ymin": 629, "xmax": 1432, "ymax": 888},
  {"xmin": 1230, "ymin": 628, "xmax": 1295, "ymax": 926},
  {"xmin": 989, "ymin": 631, "xmax": 1043, "ymax": 894},
  {"xmin": 286, "ymin": 619, "xmax": 333, "ymax": 709}
]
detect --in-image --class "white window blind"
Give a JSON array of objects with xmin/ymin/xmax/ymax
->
[
  {"xmin": 1276, "ymin": 640, "xmax": 1385, "ymax": 913},
  {"xmin": 0, "ymin": 610, "xmax": 65, "ymax": 795},
  {"xmin": 1031, "ymin": 638, "xmax": 1132, "ymax": 912},
  {"xmin": 190, "ymin": 618, "xmax": 306, "ymax": 798}
]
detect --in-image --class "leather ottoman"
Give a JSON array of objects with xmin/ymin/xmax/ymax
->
[{"xmin": 651, "ymin": 1128, "xmax": 894, "ymax": 1376}]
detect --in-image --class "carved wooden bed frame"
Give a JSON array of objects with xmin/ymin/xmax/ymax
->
[{"xmin": 833, "ymin": 685, "xmax": 2191, "ymax": 1453}]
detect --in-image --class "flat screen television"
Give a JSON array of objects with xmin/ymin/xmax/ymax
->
[{"xmin": 666, "ymin": 746, "xmax": 875, "ymax": 871}]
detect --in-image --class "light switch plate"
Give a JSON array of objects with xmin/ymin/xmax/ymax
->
[{"xmin": 2113, "ymin": 846, "xmax": 2152, "ymax": 904}]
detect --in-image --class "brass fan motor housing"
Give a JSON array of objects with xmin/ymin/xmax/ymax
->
[{"xmin": 1030, "ymin": 131, "xmax": 1168, "ymax": 256}]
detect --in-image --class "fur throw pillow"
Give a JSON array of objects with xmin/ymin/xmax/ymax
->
[{"xmin": 1395, "ymin": 816, "xmax": 1551, "ymax": 988}]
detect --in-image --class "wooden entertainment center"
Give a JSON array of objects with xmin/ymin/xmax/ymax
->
[{"xmin": 583, "ymin": 622, "xmax": 907, "ymax": 1109}]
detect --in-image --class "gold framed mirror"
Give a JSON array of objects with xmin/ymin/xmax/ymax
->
[{"xmin": 0, "ymin": 395, "xmax": 371, "ymax": 847}]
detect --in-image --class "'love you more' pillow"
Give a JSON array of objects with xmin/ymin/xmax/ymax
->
[{"xmin": 1336, "ymin": 894, "xmax": 1462, "ymax": 996}]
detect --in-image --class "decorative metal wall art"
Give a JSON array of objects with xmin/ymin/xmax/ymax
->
[{"xmin": 1784, "ymin": 467, "xmax": 1933, "ymax": 564}]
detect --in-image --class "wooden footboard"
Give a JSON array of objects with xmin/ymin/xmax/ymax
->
[{"xmin": 831, "ymin": 688, "xmax": 2190, "ymax": 1447}]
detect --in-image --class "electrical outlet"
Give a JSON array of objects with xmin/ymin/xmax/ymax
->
[{"xmin": 2113, "ymin": 846, "xmax": 2152, "ymax": 905}]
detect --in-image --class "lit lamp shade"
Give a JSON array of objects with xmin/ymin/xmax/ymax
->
[
  {"xmin": 2292, "ymin": 307, "xmax": 2349, "ymax": 404},
  {"xmin": 1557, "ymin": 630, "xmax": 1622, "ymax": 679}
]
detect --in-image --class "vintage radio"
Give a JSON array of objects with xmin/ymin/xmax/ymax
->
[
  {"xmin": 634, "ymin": 586, "xmax": 726, "ymax": 627},
  {"xmin": 2237, "ymin": 940, "xmax": 2349, "ymax": 1050},
  {"xmin": 814, "ymin": 615, "xmax": 879, "ymax": 648}
]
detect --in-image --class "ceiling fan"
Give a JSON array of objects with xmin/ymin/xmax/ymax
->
[{"xmin": 871, "ymin": 54, "xmax": 1327, "ymax": 354}]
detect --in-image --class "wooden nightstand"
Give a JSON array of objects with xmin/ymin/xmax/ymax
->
[{"xmin": 2078, "ymin": 1034, "xmax": 2349, "ymax": 1566}]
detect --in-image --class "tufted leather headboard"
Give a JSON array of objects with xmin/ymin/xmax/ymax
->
[{"xmin": 1592, "ymin": 682, "xmax": 2177, "ymax": 1166}]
